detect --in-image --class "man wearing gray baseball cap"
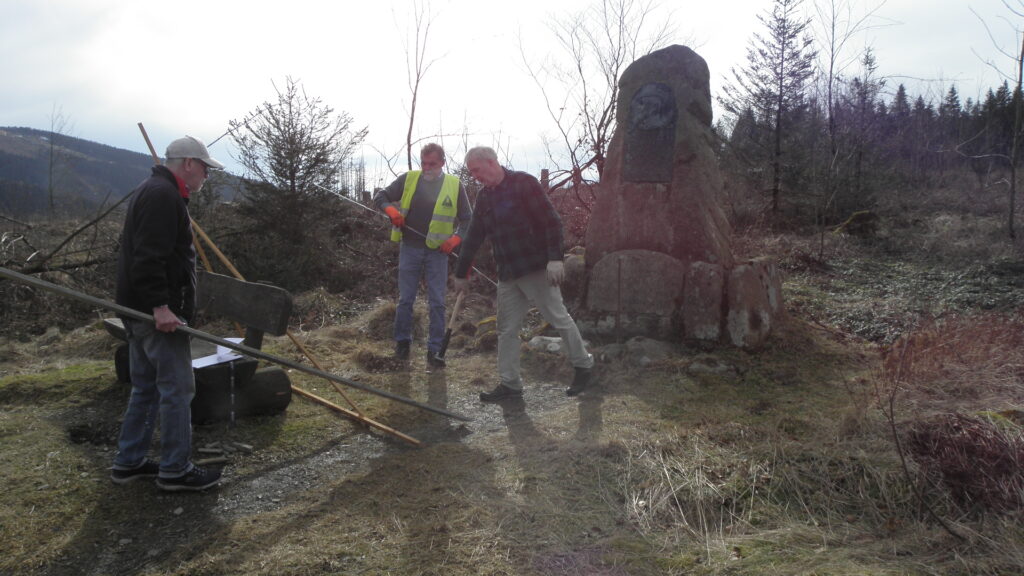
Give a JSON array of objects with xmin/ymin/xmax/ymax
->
[
  {"xmin": 110, "ymin": 134, "xmax": 223, "ymax": 491},
  {"xmin": 166, "ymin": 134, "xmax": 225, "ymax": 170}
]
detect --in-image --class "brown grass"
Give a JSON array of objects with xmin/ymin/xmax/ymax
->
[
  {"xmin": 877, "ymin": 314, "xmax": 1024, "ymax": 519},
  {"xmin": 907, "ymin": 413, "xmax": 1024, "ymax": 511},
  {"xmin": 8, "ymin": 194, "xmax": 1024, "ymax": 574},
  {"xmin": 352, "ymin": 347, "xmax": 407, "ymax": 372},
  {"xmin": 882, "ymin": 313, "xmax": 1024, "ymax": 414}
]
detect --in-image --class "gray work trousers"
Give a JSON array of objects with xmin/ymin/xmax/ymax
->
[{"xmin": 497, "ymin": 269, "xmax": 593, "ymax": 390}]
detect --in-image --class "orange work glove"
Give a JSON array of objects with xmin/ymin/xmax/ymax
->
[
  {"xmin": 384, "ymin": 206, "xmax": 405, "ymax": 228},
  {"xmin": 439, "ymin": 235, "xmax": 462, "ymax": 254}
]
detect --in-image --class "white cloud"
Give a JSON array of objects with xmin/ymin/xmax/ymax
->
[{"xmin": 1, "ymin": 0, "xmax": 1019, "ymax": 180}]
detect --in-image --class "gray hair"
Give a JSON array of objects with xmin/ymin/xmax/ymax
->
[
  {"xmin": 420, "ymin": 143, "xmax": 445, "ymax": 161},
  {"xmin": 164, "ymin": 157, "xmax": 186, "ymax": 169},
  {"xmin": 465, "ymin": 146, "xmax": 497, "ymax": 164}
]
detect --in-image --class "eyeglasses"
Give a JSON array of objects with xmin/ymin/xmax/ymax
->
[{"xmin": 192, "ymin": 158, "xmax": 209, "ymax": 177}]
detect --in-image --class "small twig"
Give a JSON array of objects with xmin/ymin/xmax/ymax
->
[
  {"xmin": 20, "ymin": 256, "xmax": 113, "ymax": 274},
  {"xmin": 339, "ymin": 241, "xmax": 374, "ymax": 260},
  {"xmin": 807, "ymin": 317, "xmax": 847, "ymax": 339},
  {"xmin": 884, "ymin": 331, "xmax": 965, "ymax": 541},
  {"xmin": 21, "ymin": 190, "xmax": 133, "ymax": 274},
  {"xmin": 0, "ymin": 212, "xmax": 32, "ymax": 228}
]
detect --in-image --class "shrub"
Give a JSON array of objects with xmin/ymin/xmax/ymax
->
[{"xmin": 907, "ymin": 413, "xmax": 1024, "ymax": 511}]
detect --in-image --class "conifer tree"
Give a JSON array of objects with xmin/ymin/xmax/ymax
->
[
  {"xmin": 719, "ymin": 0, "xmax": 818, "ymax": 215},
  {"xmin": 228, "ymin": 77, "xmax": 368, "ymax": 288}
]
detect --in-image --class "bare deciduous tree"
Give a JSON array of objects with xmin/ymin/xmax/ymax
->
[
  {"xmin": 521, "ymin": 0, "xmax": 675, "ymax": 188},
  {"xmin": 972, "ymin": 0, "xmax": 1024, "ymax": 238},
  {"xmin": 401, "ymin": 0, "xmax": 441, "ymax": 171},
  {"xmin": 811, "ymin": 0, "xmax": 882, "ymax": 252},
  {"xmin": 46, "ymin": 104, "xmax": 74, "ymax": 216},
  {"xmin": 370, "ymin": 0, "xmax": 465, "ymax": 184}
]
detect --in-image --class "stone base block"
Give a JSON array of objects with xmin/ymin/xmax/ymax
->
[
  {"xmin": 587, "ymin": 249, "xmax": 685, "ymax": 315},
  {"xmin": 579, "ymin": 252, "xmax": 784, "ymax": 349},
  {"xmin": 681, "ymin": 261, "xmax": 724, "ymax": 341},
  {"xmin": 725, "ymin": 259, "xmax": 783, "ymax": 348}
]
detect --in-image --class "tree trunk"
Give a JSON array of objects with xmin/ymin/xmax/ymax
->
[{"xmin": 1010, "ymin": 34, "xmax": 1023, "ymax": 240}]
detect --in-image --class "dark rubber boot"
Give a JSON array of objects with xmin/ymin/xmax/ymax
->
[{"xmin": 566, "ymin": 366, "xmax": 593, "ymax": 396}]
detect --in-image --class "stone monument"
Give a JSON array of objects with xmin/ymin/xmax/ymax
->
[{"xmin": 581, "ymin": 45, "xmax": 783, "ymax": 348}]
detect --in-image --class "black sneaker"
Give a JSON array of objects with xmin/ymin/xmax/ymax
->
[
  {"xmin": 156, "ymin": 465, "xmax": 222, "ymax": 492},
  {"xmin": 110, "ymin": 460, "xmax": 159, "ymax": 485},
  {"xmin": 566, "ymin": 366, "xmax": 594, "ymax": 397},
  {"xmin": 480, "ymin": 383, "xmax": 523, "ymax": 402},
  {"xmin": 426, "ymin": 350, "xmax": 446, "ymax": 368},
  {"xmin": 394, "ymin": 340, "xmax": 411, "ymax": 361}
]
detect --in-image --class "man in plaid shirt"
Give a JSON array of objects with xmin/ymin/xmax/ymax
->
[{"xmin": 453, "ymin": 146, "xmax": 595, "ymax": 402}]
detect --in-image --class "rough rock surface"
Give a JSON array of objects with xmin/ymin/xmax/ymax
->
[{"xmin": 580, "ymin": 45, "xmax": 783, "ymax": 348}]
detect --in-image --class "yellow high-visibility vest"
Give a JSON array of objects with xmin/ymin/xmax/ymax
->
[{"xmin": 390, "ymin": 171, "xmax": 460, "ymax": 248}]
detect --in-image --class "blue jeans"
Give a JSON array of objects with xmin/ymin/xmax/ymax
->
[
  {"xmin": 112, "ymin": 318, "xmax": 195, "ymax": 479},
  {"xmin": 395, "ymin": 243, "xmax": 448, "ymax": 353}
]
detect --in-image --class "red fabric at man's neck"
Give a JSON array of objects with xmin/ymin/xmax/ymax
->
[{"xmin": 171, "ymin": 171, "xmax": 189, "ymax": 199}]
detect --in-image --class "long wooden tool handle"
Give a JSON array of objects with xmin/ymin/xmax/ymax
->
[
  {"xmin": 137, "ymin": 122, "xmax": 365, "ymax": 416},
  {"xmin": 0, "ymin": 267, "xmax": 471, "ymax": 422},
  {"xmin": 136, "ymin": 120, "xmax": 216, "ymax": 270},
  {"xmin": 448, "ymin": 291, "xmax": 465, "ymax": 327},
  {"xmin": 138, "ymin": 122, "xmax": 160, "ymax": 164},
  {"xmin": 437, "ymin": 291, "xmax": 465, "ymax": 359},
  {"xmin": 290, "ymin": 385, "xmax": 420, "ymax": 446}
]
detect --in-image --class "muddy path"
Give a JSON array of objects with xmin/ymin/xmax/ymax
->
[{"xmin": 38, "ymin": 352, "xmax": 603, "ymax": 576}]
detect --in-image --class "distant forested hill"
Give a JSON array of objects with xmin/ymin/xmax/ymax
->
[{"xmin": 0, "ymin": 127, "xmax": 241, "ymax": 219}]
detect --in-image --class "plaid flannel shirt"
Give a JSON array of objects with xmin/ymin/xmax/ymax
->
[{"xmin": 454, "ymin": 168, "xmax": 564, "ymax": 281}]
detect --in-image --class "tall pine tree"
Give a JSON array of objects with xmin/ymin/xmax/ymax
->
[{"xmin": 719, "ymin": 0, "xmax": 817, "ymax": 215}]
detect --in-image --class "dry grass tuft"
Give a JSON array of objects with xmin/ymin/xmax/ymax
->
[
  {"xmin": 449, "ymin": 333, "xmax": 469, "ymax": 351},
  {"xmin": 836, "ymin": 400, "xmax": 870, "ymax": 439},
  {"xmin": 731, "ymin": 227, "xmax": 859, "ymax": 271},
  {"xmin": 365, "ymin": 302, "xmax": 398, "ymax": 339},
  {"xmin": 456, "ymin": 319, "xmax": 477, "ymax": 335},
  {"xmin": 907, "ymin": 413, "xmax": 1024, "ymax": 511},
  {"xmin": 323, "ymin": 325, "xmax": 362, "ymax": 341},
  {"xmin": 882, "ymin": 313, "xmax": 1024, "ymax": 413},
  {"xmin": 361, "ymin": 301, "xmax": 428, "ymax": 341},
  {"xmin": 877, "ymin": 313, "xmax": 1024, "ymax": 519},
  {"xmin": 474, "ymin": 331, "xmax": 498, "ymax": 352},
  {"xmin": 290, "ymin": 286, "xmax": 357, "ymax": 331},
  {"xmin": 913, "ymin": 213, "xmax": 1016, "ymax": 263}
]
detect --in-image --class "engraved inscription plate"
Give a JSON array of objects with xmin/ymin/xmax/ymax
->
[{"xmin": 624, "ymin": 82, "xmax": 676, "ymax": 183}]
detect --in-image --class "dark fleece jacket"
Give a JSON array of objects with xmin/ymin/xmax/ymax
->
[{"xmin": 115, "ymin": 165, "xmax": 197, "ymax": 323}]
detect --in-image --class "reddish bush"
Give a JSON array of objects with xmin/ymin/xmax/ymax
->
[{"xmin": 907, "ymin": 413, "xmax": 1024, "ymax": 511}]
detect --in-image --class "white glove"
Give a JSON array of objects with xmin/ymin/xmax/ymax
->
[{"xmin": 546, "ymin": 260, "xmax": 565, "ymax": 286}]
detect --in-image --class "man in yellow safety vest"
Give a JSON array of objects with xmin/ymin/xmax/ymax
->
[{"xmin": 373, "ymin": 143, "xmax": 472, "ymax": 368}]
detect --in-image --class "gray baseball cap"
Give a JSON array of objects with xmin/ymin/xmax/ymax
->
[{"xmin": 165, "ymin": 135, "xmax": 224, "ymax": 170}]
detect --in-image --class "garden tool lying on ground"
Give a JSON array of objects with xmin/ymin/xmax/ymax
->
[
  {"xmin": 435, "ymin": 291, "xmax": 465, "ymax": 363},
  {"xmin": 0, "ymin": 266, "xmax": 471, "ymax": 423}
]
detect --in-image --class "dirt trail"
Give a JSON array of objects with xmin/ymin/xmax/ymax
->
[{"xmin": 39, "ymin": 352, "xmax": 598, "ymax": 576}]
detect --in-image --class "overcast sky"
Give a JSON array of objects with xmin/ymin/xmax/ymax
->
[{"xmin": 1, "ymin": 0, "xmax": 1020, "ymax": 187}]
